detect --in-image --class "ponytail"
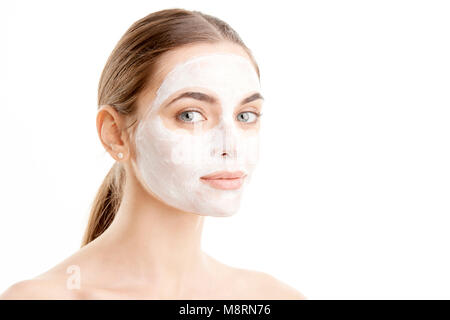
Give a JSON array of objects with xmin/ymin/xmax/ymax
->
[{"xmin": 81, "ymin": 162, "xmax": 125, "ymax": 247}]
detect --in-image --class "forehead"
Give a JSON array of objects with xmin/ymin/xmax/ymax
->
[
  {"xmin": 153, "ymin": 53, "xmax": 260, "ymax": 108},
  {"xmin": 151, "ymin": 41, "xmax": 257, "ymax": 83}
]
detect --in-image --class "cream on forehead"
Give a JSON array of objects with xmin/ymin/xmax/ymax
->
[{"xmin": 146, "ymin": 53, "xmax": 260, "ymax": 118}]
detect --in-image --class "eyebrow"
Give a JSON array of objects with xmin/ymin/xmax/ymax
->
[{"xmin": 165, "ymin": 91, "xmax": 264, "ymax": 107}]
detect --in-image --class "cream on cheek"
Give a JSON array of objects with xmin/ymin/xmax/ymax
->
[{"xmin": 134, "ymin": 53, "xmax": 261, "ymax": 216}]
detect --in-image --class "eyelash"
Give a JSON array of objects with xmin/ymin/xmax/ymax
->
[{"xmin": 175, "ymin": 109, "xmax": 263, "ymax": 124}]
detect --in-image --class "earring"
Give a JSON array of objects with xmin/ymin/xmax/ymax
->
[{"xmin": 117, "ymin": 152, "xmax": 123, "ymax": 159}]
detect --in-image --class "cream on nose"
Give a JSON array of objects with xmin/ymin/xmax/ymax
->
[{"xmin": 210, "ymin": 117, "xmax": 239, "ymax": 160}]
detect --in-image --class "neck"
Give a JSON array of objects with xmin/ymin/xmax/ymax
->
[{"xmin": 96, "ymin": 164, "xmax": 208, "ymax": 287}]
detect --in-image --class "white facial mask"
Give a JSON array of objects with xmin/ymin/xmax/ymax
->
[{"xmin": 133, "ymin": 53, "xmax": 261, "ymax": 217}]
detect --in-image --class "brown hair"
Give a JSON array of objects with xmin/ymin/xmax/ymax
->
[{"xmin": 81, "ymin": 8, "xmax": 261, "ymax": 247}]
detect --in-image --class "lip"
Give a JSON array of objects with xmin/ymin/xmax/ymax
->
[{"xmin": 200, "ymin": 171, "xmax": 247, "ymax": 190}]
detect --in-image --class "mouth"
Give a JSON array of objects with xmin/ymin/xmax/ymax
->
[{"xmin": 200, "ymin": 170, "xmax": 247, "ymax": 190}]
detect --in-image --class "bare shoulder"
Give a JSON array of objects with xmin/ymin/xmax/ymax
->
[
  {"xmin": 229, "ymin": 267, "xmax": 307, "ymax": 300},
  {"xmin": 0, "ymin": 240, "xmax": 104, "ymax": 300},
  {"xmin": 0, "ymin": 278, "xmax": 82, "ymax": 300},
  {"xmin": 206, "ymin": 255, "xmax": 306, "ymax": 300},
  {"xmin": 245, "ymin": 270, "xmax": 307, "ymax": 299}
]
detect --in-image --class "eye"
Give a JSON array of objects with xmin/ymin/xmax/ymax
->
[
  {"xmin": 177, "ymin": 110, "xmax": 206, "ymax": 123},
  {"xmin": 236, "ymin": 111, "xmax": 259, "ymax": 123}
]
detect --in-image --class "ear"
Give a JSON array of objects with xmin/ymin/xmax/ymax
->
[{"xmin": 96, "ymin": 105, "xmax": 129, "ymax": 161}]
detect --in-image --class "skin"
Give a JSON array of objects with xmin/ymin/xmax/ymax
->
[{"xmin": 0, "ymin": 41, "xmax": 306, "ymax": 300}]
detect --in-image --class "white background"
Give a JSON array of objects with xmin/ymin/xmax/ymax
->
[{"xmin": 1, "ymin": 0, "xmax": 449, "ymax": 299}]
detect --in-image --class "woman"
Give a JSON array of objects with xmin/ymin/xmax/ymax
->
[{"xmin": 1, "ymin": 8, "xmax": 306, "ymax": 300}]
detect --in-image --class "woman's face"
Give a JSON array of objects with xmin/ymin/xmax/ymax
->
[{"xmin": 132, "ymin": 42, "xmax": 263, "ymax": 216}]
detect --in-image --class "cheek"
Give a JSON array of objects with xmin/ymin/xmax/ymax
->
[
  {"xmin": 238, "ymin": 133, "xmax": 260, "ymax": 166},
  {"xmin": 138, "ymin": 117, "xmax": 205, "ymax": 171}
]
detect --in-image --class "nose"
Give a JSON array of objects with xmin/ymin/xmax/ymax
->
[
  {"xmin": 212, "ymin": 120, "xmax": 238, "ymax": 160},
  {"xmin": 221, "ymin": 150, "xmax": 231, "ymax": 158}
]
